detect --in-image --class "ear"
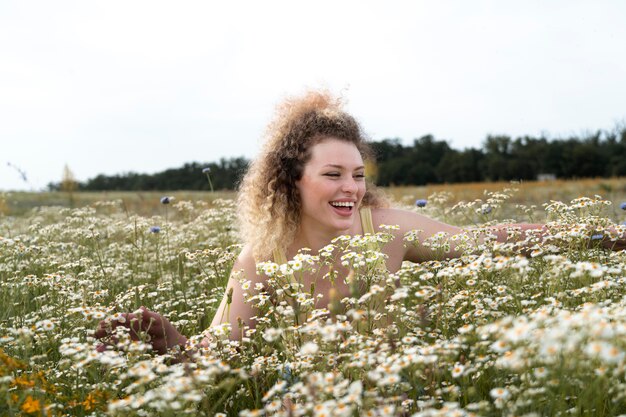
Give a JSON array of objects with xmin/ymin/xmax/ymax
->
[{"xmin": 293, "ymin": 179, "xmax": 303, "ymax": 200}]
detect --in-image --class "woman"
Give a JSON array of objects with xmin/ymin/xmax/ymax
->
[
  {"xmin": 208, "ymin": 90, "xmax": 541, "ymax": 341},
  {"xmin": 94, "ymin": 90, "xmax": 602, "ymax": 354}
]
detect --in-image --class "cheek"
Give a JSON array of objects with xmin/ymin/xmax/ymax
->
[
  {"xmin": 358, "ymin": 182, "xmax": 366, "ymax": 197},
  {"xmin": 296, "ymin": 178, "xmax": 318, "ymax": 205}
]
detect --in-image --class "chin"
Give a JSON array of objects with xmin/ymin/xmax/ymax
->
[{"xmin": 329, "ymin": 218, "xmax": 355, "ymax": 233}]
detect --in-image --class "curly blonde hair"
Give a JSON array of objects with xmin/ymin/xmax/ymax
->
[{"xmin": 237, "ymin": 90, "xmax": 388, "ymax": 261}]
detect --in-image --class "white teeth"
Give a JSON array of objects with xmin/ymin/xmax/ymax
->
[{"xmin": 330, "ymin": 201, "xmax": 354, "ymax": 207}]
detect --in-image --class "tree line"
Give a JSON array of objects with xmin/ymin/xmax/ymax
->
[
  {"xmin": 372, "ymin": 126, "xmax": 626, "ymax": 186},
  {"xmin": 49, "ymin": 127, "xmax": 626, "ymax": 191},
  {"xmin": 49, "ymin": 158, "xmax": 249, "ymax": 192}
]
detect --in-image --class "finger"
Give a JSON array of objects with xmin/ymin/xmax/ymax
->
[
  {"xmin": 94, "ymin": 318, "xmax": 125, "ymax": 339},
  {"xmin": 94, "ymin": 311, "xmax": 140, "ymax": 339},
  {"xmin": 95, "ymin": 331, "xmax": 121, "ymax": 352},
  {"xmin": 137, "ymin": 309, "xmax": 168, "ymax": 337},
  {"xmin": 126, "ymin": 308, "xmax": 164, "ymax": 340},
  {"xmin": 126, "ymin": 313, "xmax": 150, "ymax": 340},
  {"xmin": 94, "ymin": 321, "xmax": 112, "ymax": 339}
]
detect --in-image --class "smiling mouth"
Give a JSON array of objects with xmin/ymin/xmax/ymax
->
[
  {"xmin": 329, "ymin": 201, "xmax": 355, "ymax": 213},
  {"xmin": 330, "ymin": 201, "xmax": 355, "ymax": 208}
]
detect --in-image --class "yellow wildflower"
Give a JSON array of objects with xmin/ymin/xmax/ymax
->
[{"xmin": 21, "ymin": 395, "xmax": 41, "ymax": 414}]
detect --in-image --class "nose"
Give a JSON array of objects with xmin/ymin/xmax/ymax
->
[{"xmin": 341, "ymin": 177, "xmax": 358, "ymax": 194}]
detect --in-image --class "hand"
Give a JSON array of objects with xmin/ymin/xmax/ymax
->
[
  {"xmin": 604, "ymin": 237, "xmax": 626, "ymax": 252},
  {"xmin": 94, "ymin": 307, "xmax": 187, "ymax": 355},
  {"xmin": 590, "ymin": 226, "xmax": 626, "ymax": 252}
]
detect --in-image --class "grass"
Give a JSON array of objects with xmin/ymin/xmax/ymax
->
[
  {"xmin": 2, "ymin": 179, "xmax": 626, "ymax": 416},
  {"xmin": 5, "ymin": 177, "xmax": 626, "ymax": 217},
  {"xmin": 387, "ymin": 177, "xmax": 626, "ymax": 206},
  {"xmin": 0, "ymin": 190, "xmax": 235, "ymax": 217}
]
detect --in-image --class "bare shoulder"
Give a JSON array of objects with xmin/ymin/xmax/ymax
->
[
  {"xmin": 370, "ymin": 207, "xmax": 425, "ymax": 228},
  {"xmin": 210, "ymin": 243, "xmax": 262, "ymax": 332},
  {"xmin": 231, "ymin": 244, "xmax": 264, "ymax": 284}
]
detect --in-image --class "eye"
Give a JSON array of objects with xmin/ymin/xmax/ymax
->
[
  {"xmin": 324, "ymin": 172, "xmax": 341, "ymax": 178},
  {"xmin": 354, "ymin": 173, "xmax": 365, "ymax": 180}
]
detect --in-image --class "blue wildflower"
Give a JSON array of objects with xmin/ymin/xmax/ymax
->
[
  {"xmin": 278, "ymin": 363, "xmax": 297, "ymax": 385},
  {"xmin": 591, "ymin": 233, "xmax": 604, "ymax": 241},
  {"xmin": 149, "ymin": 226, "xmax": 161, "ymax": 234},
  {"xmin": 415, "ymin": 199, "xmax": 427, "ymax": 208},
  {"xmin": 160, "ymin": 196, "xmax": 172, "ymax": 205},
  {"xmin": 620, "ymin": 202, "xmax": 626, "ymax": 210},
  {"xmin": 202, "ymin": 167, "xmax": 211, "ymax": 174},
  {"xmin": 481, "ymin": 205, "xmax": 492, "ymax": 215}
]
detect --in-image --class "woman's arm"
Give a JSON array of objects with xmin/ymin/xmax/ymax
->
[
  {"xmin": 206, "ymin": 244, "xmax": 261, "ymax": 341},
  {"xmin": 95, "ymin": 245, "xmax": 262, "ymax": 359},
  {"xmin": 373, "ymin": 208, "xmax": 464, "ymax": 262},
  {"xmin": 94, "ymin": 307, "xmax": 188, "ymax": 356},
  {"xmin": 372, "ymin": 208, "xmax": 546, "ymax": 263}
]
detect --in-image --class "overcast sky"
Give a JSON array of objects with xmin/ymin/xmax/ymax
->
[{"xmin": 2, "ymin": 1, "xmax": 626, "ymax": 191}]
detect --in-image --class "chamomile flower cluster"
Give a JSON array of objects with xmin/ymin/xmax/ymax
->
[{"xmin": 3, "ymin": 190, "xmax": 626, "ymax": 416}]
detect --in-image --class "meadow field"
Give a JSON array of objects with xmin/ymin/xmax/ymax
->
[{"xmin": 3, "ymin": 178, "xmax": 626, "ymax": 416}]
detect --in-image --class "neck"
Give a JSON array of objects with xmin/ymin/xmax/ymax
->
[{"xmin": 292, "ymin": 218, "xmax": 355, "ymax": 255}]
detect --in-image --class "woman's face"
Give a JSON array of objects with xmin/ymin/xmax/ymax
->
[{"xmin": 296, "ymin": 137, "xmax": 366, "ymax": 235}]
